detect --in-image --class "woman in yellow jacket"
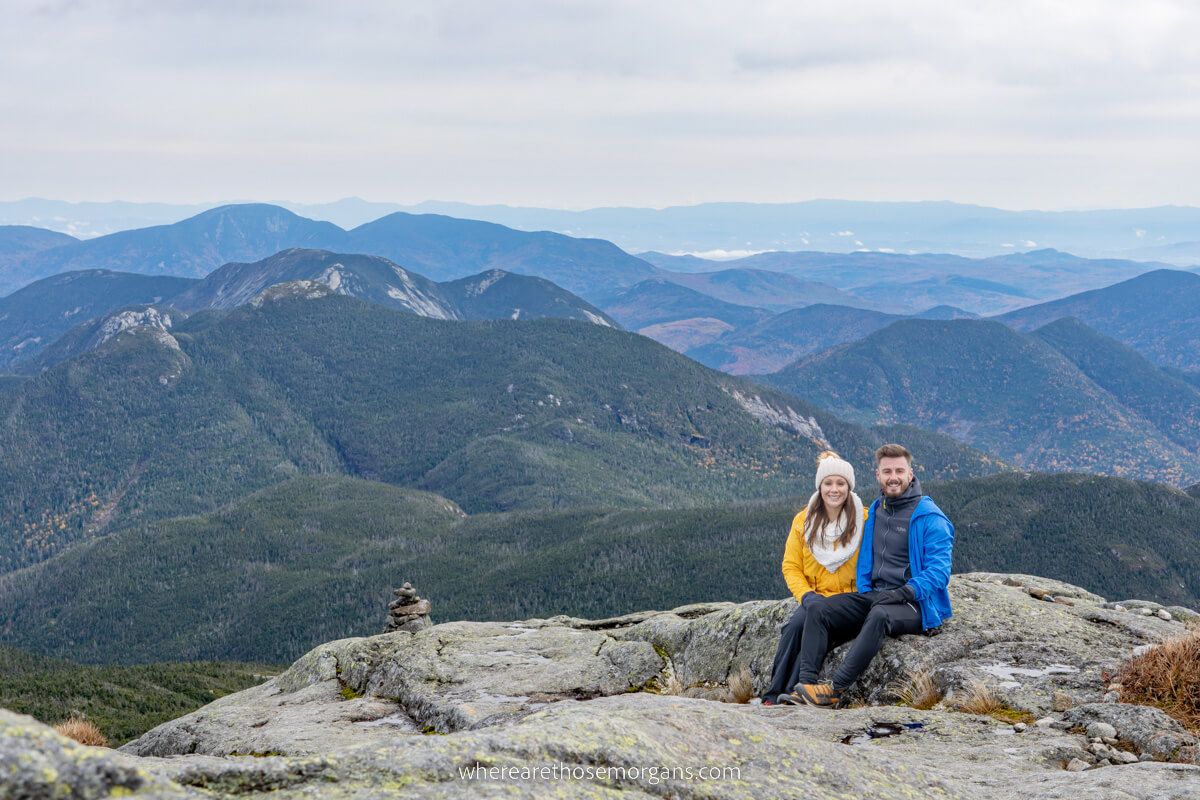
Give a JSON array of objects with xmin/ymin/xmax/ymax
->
[{"xmin": 763, "ymin": 450, "xmax": 866, "ymax": 705}]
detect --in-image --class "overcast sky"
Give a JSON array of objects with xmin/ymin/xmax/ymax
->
[{"xmin": 3, "ymin": 1, "xmax": 1198, "ymax": 209}]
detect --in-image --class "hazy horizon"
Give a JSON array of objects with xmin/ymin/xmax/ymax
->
[{"xmin": 8, "ymin": 195, "xmax": 1200, "ymax": 214}]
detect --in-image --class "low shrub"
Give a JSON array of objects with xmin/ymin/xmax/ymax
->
[{"xmin": 1118, "ymin": 631, "xmax": 1200, "ymax": 732}]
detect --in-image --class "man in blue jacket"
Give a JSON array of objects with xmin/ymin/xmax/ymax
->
[{"xmin": 782, "ymin": 443, "xmax": 954, "ymax": 708}]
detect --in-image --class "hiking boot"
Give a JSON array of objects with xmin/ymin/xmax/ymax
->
[
  {"xmin": 776, "ymin": 692, "xmax": 805, "ymax": 705},
  {"xmin": 794, "ymin": 681, "xmax": 841, "ymax": 708}
]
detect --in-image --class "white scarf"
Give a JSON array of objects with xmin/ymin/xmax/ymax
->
[{"xmin": 804, "ymin": 491, "xmax": 864, "ymax": 574}]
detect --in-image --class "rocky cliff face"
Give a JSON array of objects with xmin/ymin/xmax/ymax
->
[{"xmin": 4, "ymin": 573, "xmax": 1199, "ymax": 799}]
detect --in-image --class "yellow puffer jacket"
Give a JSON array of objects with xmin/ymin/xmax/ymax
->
[{"xmin": 781, "ymin": 500, "xmax": 867, "ymax": 601}]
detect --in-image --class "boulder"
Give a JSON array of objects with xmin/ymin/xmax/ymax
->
[
  {"xmin": 0, "ymin": 709, "xmax": 198, "ymax": 799},
  {"xmin": 125, "ymin": 622, "xmax": 665, "ymax": 756}
]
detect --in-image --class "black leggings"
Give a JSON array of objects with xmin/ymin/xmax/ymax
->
[
  {"xmin": 794, "ymin": 592, "xmax": 921, "ymax": 690},
  {"xmin": 765, "ymin": 604, "xmax": 808, "ymax": 700}
]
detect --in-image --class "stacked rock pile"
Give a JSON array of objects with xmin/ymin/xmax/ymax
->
[{"xmin": 386, "ymin": 582, "xmax": 432, "ymax": 633}]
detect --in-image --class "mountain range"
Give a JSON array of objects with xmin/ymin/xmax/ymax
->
[
  {"xmin": 0, "ymin": 290, "xmax": 1002, "ymax": 573},
  {"xmin": 998, "ymin": 268, "xmax": 1200, "ymax": 373},
  {"xmin": 5, "ymin": 194, "xmax": 1200, "ymax": 691},
  {"xmin": 1, "ymin": 204, "xmax": 658, "ymax": 302},
  {"xmin": 599, "ymin": 279, "xmax": 772, "ymax": 351},
  {"xmin": 0, "ymin": 203, "xmax": 1198, "ymax": 671},
  {"xmin": 670, "ymin": 268, "xmax": 1199, "ymax": 380},
  {"xmin": 763, "ymin": 317, "xmax": 1200, "ymax": 484},
  {"xmin": 0, "ymin": 250, "xmax": 616, "ymax": 371},
  {"xmin": 0, "ymin": 270, "xmax": 197, "ymax": 370},
  {"xmin": 9, "ymin": 197, "xmax": 1200, "ymax": 263},
  {"xmin": 169, "ymin": 248, "xmax": 617, "ymax": 325},
  {"xmin": 0, "ymin": 225, "xmax": 75, "ymax": 262},
  {"xmin": 5, "ymin": 209, "xmax": 1197, "ymax": 496},
  {"xmin": 646, "ymin": 267, "xmax": 863, "ymax": 312},
  {"xmin": 6, "ymin": 202, "xmax": 1193, "ymax": 319},
  {"xmin": 1030, "ymin": 317, "xmax": 1200, "ymax": 454},
  {"xmin": 687, "ymin": 304, "xmax": 908, "ymax": 374},
  {"xmin": 0, "ymin": 226, "xmax": 79, "ymax": 294},
  {"xmin": 1, "ymin": 205, "xmax": 343, "ymax": 293},
  {"xmin": 669, "ymin": 304, "xmax": 974, "ymax": 375},
  {"xmin": 642, "ymin": 248, "xmax": 1172, "ymax": 316}
]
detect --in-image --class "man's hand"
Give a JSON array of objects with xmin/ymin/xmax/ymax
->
[{"xmin": 870, "ymin": 586, "xmax": 915, "ymax": 606}]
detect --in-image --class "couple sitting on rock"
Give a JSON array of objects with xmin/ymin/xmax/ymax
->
[{"xmin": 763, "ymin": 444, "xmax": 955, "ymax": 708}]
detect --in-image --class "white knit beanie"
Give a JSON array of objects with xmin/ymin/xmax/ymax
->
[{"xmin": 814, "ymin": 451, "xmax": 855, "ymax": 491}]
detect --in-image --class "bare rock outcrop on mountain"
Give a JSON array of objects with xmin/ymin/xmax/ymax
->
[{"xmin": 5, "ymin": 572, "xmax": 1199, "ymax": 799}]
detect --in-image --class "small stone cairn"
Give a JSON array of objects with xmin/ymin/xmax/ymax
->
[{"xmin": 386, "ymin": 582, "xmax": 432, "ymax": 633}]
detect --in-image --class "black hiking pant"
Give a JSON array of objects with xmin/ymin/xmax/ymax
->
[
  {"xmin": 765, "ymin": 604, "xmax": 808, "ymax": 700},
  {"xmin": 793, "ymin": 592, "xmax": 921, "ymax": 690}
]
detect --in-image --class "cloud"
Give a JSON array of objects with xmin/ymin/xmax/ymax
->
[{"xmin": 2, "ymin": 1, "xmax": 1200, "ymax": 207}]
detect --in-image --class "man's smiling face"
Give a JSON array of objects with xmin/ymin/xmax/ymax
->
[{"xmin": 876, "ymin": 455, "xmax": 913, "ymax": 498}]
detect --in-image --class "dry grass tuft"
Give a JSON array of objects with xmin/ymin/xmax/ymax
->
[
  {"xmin": 891, "ymin": 668, "xmax": 944, "ymax": 710},
  {"xmin": 950, "ymin": 680, "xmax": 1007, "ymax": 717},
  {"xmin": 1118, "ymin": 630, "xmax": 1200, "ymax": 733},
  {"xmin": 727, "ymin": 666, "xmax": 755, "ymax": 704},
  {"xmin": 53, "ymin": 717, "xmax": 109, "ymax": 747},
  {"xmin": 947, "ymin": 680, "xmax": 1034, "ymax": 724}
]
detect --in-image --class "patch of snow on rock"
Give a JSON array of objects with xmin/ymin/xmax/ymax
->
[{"xmin": 726, "ymin": 388, "xmax": 829, "ymax": 445}]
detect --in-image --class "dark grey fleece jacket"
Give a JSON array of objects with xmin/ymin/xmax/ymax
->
[{"xmin": 872, "ymin": 477, "xmax": 923, "ymax": 591}]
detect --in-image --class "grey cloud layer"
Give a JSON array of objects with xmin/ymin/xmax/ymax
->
[{"xmin": 3, "ymin": 0, "xmax": 1199, "ymax": 207}]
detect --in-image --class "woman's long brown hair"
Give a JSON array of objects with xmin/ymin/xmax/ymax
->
[{"xmin": 803, "ymin": 451, "xmax": 857, "ymax": 550}]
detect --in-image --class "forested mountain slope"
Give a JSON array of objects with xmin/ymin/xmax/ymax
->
[
  {"xmin": 0, "ymin": 270, "xmax": 197, "ymax": 369},
  {"xmin": 764, "ymin": 318, "xmax": 1200, "ymax": 484},
  {"xmin": 998, "ymin": 269, "xmax": 1200, "ymax": 373},
  {"xmin": 0, "ymin": 292, "xmax": 1001, "ymax": 572}
]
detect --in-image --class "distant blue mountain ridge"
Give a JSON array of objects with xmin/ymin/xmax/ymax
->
[
  {"xmin": 3, "ymin": 203, "xmax": 1192, "ymax": 315},
  {"xmin": 6, "ymin": 196, "xmax": 1200, "ymax": 263},
  {"xmin": 0, "ymin": 204, "xmax": 657, "ymax": 301}
]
